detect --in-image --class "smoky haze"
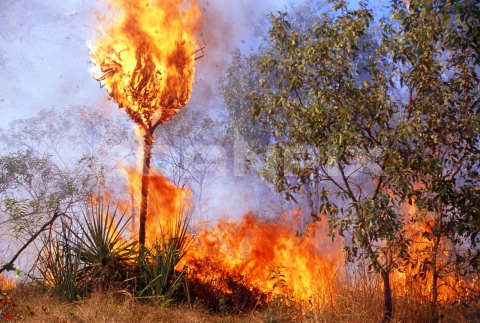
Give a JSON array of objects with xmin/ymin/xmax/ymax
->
[
  {"xmin": 0, "ymin": 0, "xmax": 294, "ymax": 127},
  {"xmin": 0, "ymin": 0, "xmax": 305, "ymax": 225}
]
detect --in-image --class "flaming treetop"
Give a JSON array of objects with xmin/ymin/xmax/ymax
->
[{"xmin": 89, "ymin": 0, "xmax": 201, "ymax": 127}]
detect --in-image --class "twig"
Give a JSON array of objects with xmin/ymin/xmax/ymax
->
[{"xmin": 0, "ymin": 211, "xmax": 63, "ymax": 274}]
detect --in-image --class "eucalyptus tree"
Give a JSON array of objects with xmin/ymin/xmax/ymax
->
[
  {"xmin": 223, "ymin": 0, "xmax": 479, "ymax": 321},
  {"xmin": 385, "ymin": 0, "xmax": 480, "ymax": 316},
  {"xmin": 0, "ymin": 105, "xmax": 135, "ymax": 276},
  {"xmin": 220, "ymin": 1, "xmax": 330, "ymax": 219}
]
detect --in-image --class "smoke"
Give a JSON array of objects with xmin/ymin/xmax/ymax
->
[
  {"xmin": 190, "ymin": 0, "xmax": 293, "ymax": 111},
  {"xmin": 0, "ymin": 0, "xmax": 114, "ymax": 128},
  {"xmin": 0, "ymin": 0, "xmax": 298, "ymax": 130},
  {"xmin": 0, "ymin": 0, "xmax": 302, "ymax": 222},
  {"xmin": 186, "ymin": 0, "xmax": 304, "ymax": 223},
  {"xmin": 0, "ymin": 0, "xmax": 311, "ymax": 278}
]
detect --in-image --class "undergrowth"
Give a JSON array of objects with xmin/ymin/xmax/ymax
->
[{"xmin": 3, "ymin": 197, "xmax": 477, "ymax": 322}]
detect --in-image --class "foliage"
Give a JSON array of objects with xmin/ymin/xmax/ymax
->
[
  {"xmin": 0, "ymin": 106, "xmax": 136, "ymax": 220},
  {"xmin": 67, "ymin": 197, "xmax": 136, "ymax": 286},
  {"xmin": 137, "ymin": 209, "xmax": 192, "ymax": 303},
  {"xmin": 32, "ymin": 196, "xmax": 196, "ymax": 306},
  {"xmin": 0, "ymin": 106, "xmax": 134, "ymax": 169},
  {"xmin": 32, "ymin": 197, "xmax": 135, "ymax": 301},
  {"xmin": 35, "ymin": 226, "xmax": 83, "ymax": 301},
  {"xmin": 0, "ymin": 105, "xmax": 135, "ymax": 279},
  {"xmin": 0, "ymin": 151, "xmax": 74, "ymax": 234},
  {"xmin": 220, "ymin": 1, "xmax": 339, "ymax": 218},
  {"xmin": 220, "ymin": 50, "xmax": 270, "ymax": 151},
  {"xmin": 222, "ymin": 0, "xmax": 479, "ymax": 320}
]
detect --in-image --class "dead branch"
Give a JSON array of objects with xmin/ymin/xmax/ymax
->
[{"xmin": 0, "ymin": 211, "xmax": 63, "ymax": 274}]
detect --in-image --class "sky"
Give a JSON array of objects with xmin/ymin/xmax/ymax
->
[{"xmin": 0, "ymin": 0, "xmax": 305, "ymax": 128}]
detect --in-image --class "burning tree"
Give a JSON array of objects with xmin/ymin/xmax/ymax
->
[{"xmin": 89, "ymin": 0, "xmax": 201, "ymax": 245}]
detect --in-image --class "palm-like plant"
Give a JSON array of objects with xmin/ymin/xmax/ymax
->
[
  {"xmin": 138, "ymin": 207, "xmax": 192, "ymax": 302},
  {"xmin": 68, "ymin": 197, "xmax": 137, "ymax": 285},
  {"xmin": 36, "ymin": 225, "xmax": 83, "ymax": 301}
]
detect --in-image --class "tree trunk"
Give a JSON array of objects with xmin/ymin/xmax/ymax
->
[
  {"xmin": 381, "ymin": 270, "xmax": 393, "ymax": 323},
  {"xmin": 305, "ymin": 182, "xmax": 318, "ymax": 220},
  {"xmin": 138, "ymin": 129, "xmax": 154, "ymax": 246},
  {"xmin": 430, "ymin": 258, "xmax": 439, "ymax": 320},
  {"xmin": 430, "ymin": 207, "xmax": 443, "ymax": 319}
]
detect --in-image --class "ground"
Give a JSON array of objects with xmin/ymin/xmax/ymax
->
[{"xmin": 2, "ymin": 284, "xmax": 478, "ymax": 322}]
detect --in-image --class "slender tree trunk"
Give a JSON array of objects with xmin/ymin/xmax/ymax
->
[
  {"xmin": 430, "ymin": 208, "xmax": 443, "ymax": 319},
  {"xmin": 381, "ymin": 270, "xmax": 393, "ymax": 323},
  {"xmin": 430, "ymin": 251, "xmax": 440, "ymax": 319},
  {"xmin": 305, "ymin": 182, "xmax": 318, "ymax": 220},
  {"xmin": 138, "ymin": 129, "xmax": 154, "ymax": 246}
]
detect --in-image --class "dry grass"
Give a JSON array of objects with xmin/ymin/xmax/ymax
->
[
  {"xmin": 3, "ymin": 284, "xmax": 479, "ymax": 322},
  {"xmin": 4, "ymin": 285, "xmax": 261, "ymax": 323}
]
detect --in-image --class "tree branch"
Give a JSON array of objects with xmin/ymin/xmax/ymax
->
[{"xmin": 0, "ymin": 211, "xmax": 63, "ymax": 274}]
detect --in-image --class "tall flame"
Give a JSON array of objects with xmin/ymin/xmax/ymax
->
[
  {"xmin": 89, "ymin": 0, "xmax": 201, "ymax": 126},
  {"xmin": 123, "ymin": 167, "xmax": 190, "ymax": 244}
]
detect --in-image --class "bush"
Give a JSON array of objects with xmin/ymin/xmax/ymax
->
[
  {"xmin": 34, "ymin": 197, "xmax": 195, "ymax": 306},
  {"xmin": 35, "ymin": 225, "xmax": 83, "ymax": 301},
  {"xmin": 137, "ymin": 208, "xmax": 192, "ymax": 304},
  {"xmin": 67, "ymin": 198, "xmax": 137, "ymax": 288}
]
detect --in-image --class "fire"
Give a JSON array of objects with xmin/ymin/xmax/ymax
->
[
  {"xmin": 119, "ymin": 162, "xmax": 478, "ymax": 308},
  {"xmin": 0, "ymin": 274, "xmax": 15, "ymax": 291},
  {"xmin": 180, "ymin": 211, "xmax": 343, "ymax": 307},
  {"xmin": 123, "ymin": 167, "xmax": 190, "ymax": 245},
  {"xmin": 393, "ymin": 197, "xmax": 479, "ymax": 303},
  {"xmin": 120, "ymin": 163, "xmax": 342, "ymax": 307},
  {"xmin": 89, "ymin": 0, "xmax": 201, "ymax": 126},
  {"xmin": 90, "ymin": 0, "xmax": 202, "ymax": 245},
  {"xmin": 90, "ymin": 0, "xmax": 344, "ymax": 304}
]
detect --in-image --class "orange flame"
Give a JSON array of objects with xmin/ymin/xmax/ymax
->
[
  {"xmin": 393, "ymin": 196, "xmax": 479, "ymax": 303},
  {"xmin": 89, "ymin": 0, "xmax": 201, "ymax": 126},
  {"xmin": 0, "ymin": 274, "xmax": 15, "ymax": 291},
  {"xmin": 179, "ymin": 209, "xmax": 343, "ymax": 306},
  {"xmin": 120, "ymin": 162, "xmax": 342, "ymax": 306},
  {"xmin": 123, "ymin": 167, "xmax": 190, "ymax": 244},
  {"xmin": 119, "ymin": 166, "xmax": 477, "ymax": 306}
]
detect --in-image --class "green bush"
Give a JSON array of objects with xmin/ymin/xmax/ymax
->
[
  {"xmin": 35, "ymin": 225, "xmax": 83, "ymax": 301},
  {"xmin": 34, "ymin": 197, "xmax": 194, "ymax": 305},
  {"xmin": 137, "ymin": 209, "xmax": 192, "ymax": 304}
]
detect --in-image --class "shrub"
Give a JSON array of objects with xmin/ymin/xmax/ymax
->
[
  {"xmin": 35, "ymin": 225, "xmax": 83, "ymax": 301},
  {"xmin": 137, "ymin": 208, "xmax": 192, "ymax": 304}
]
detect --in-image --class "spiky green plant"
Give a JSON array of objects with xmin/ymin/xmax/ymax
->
[
  {"xmin": 137, "ymin": 207, "xmax": 192, "ymax": 303},
  {"xmin": 36, "ymin": 225, "xmax": 83, "ymax": 301},
  {"xmin": 68, "ymin": 197, "xmax": 137, "ymax": 285}
]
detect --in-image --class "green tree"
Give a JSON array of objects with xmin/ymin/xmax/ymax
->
[
  {"xmin": 385, "ymin": 0, "xmax": 480, "ymax": 316},
  {"xmin": 0, "ymin": 150, "xmax": 75, "ymax": 234},
  {"xmin": 223, "ymin": 0, "xmax": 479, "ymax": 321},
  {"xmin": 0, "ymin": 105, "xmax": 135, "ymax": 275}
]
